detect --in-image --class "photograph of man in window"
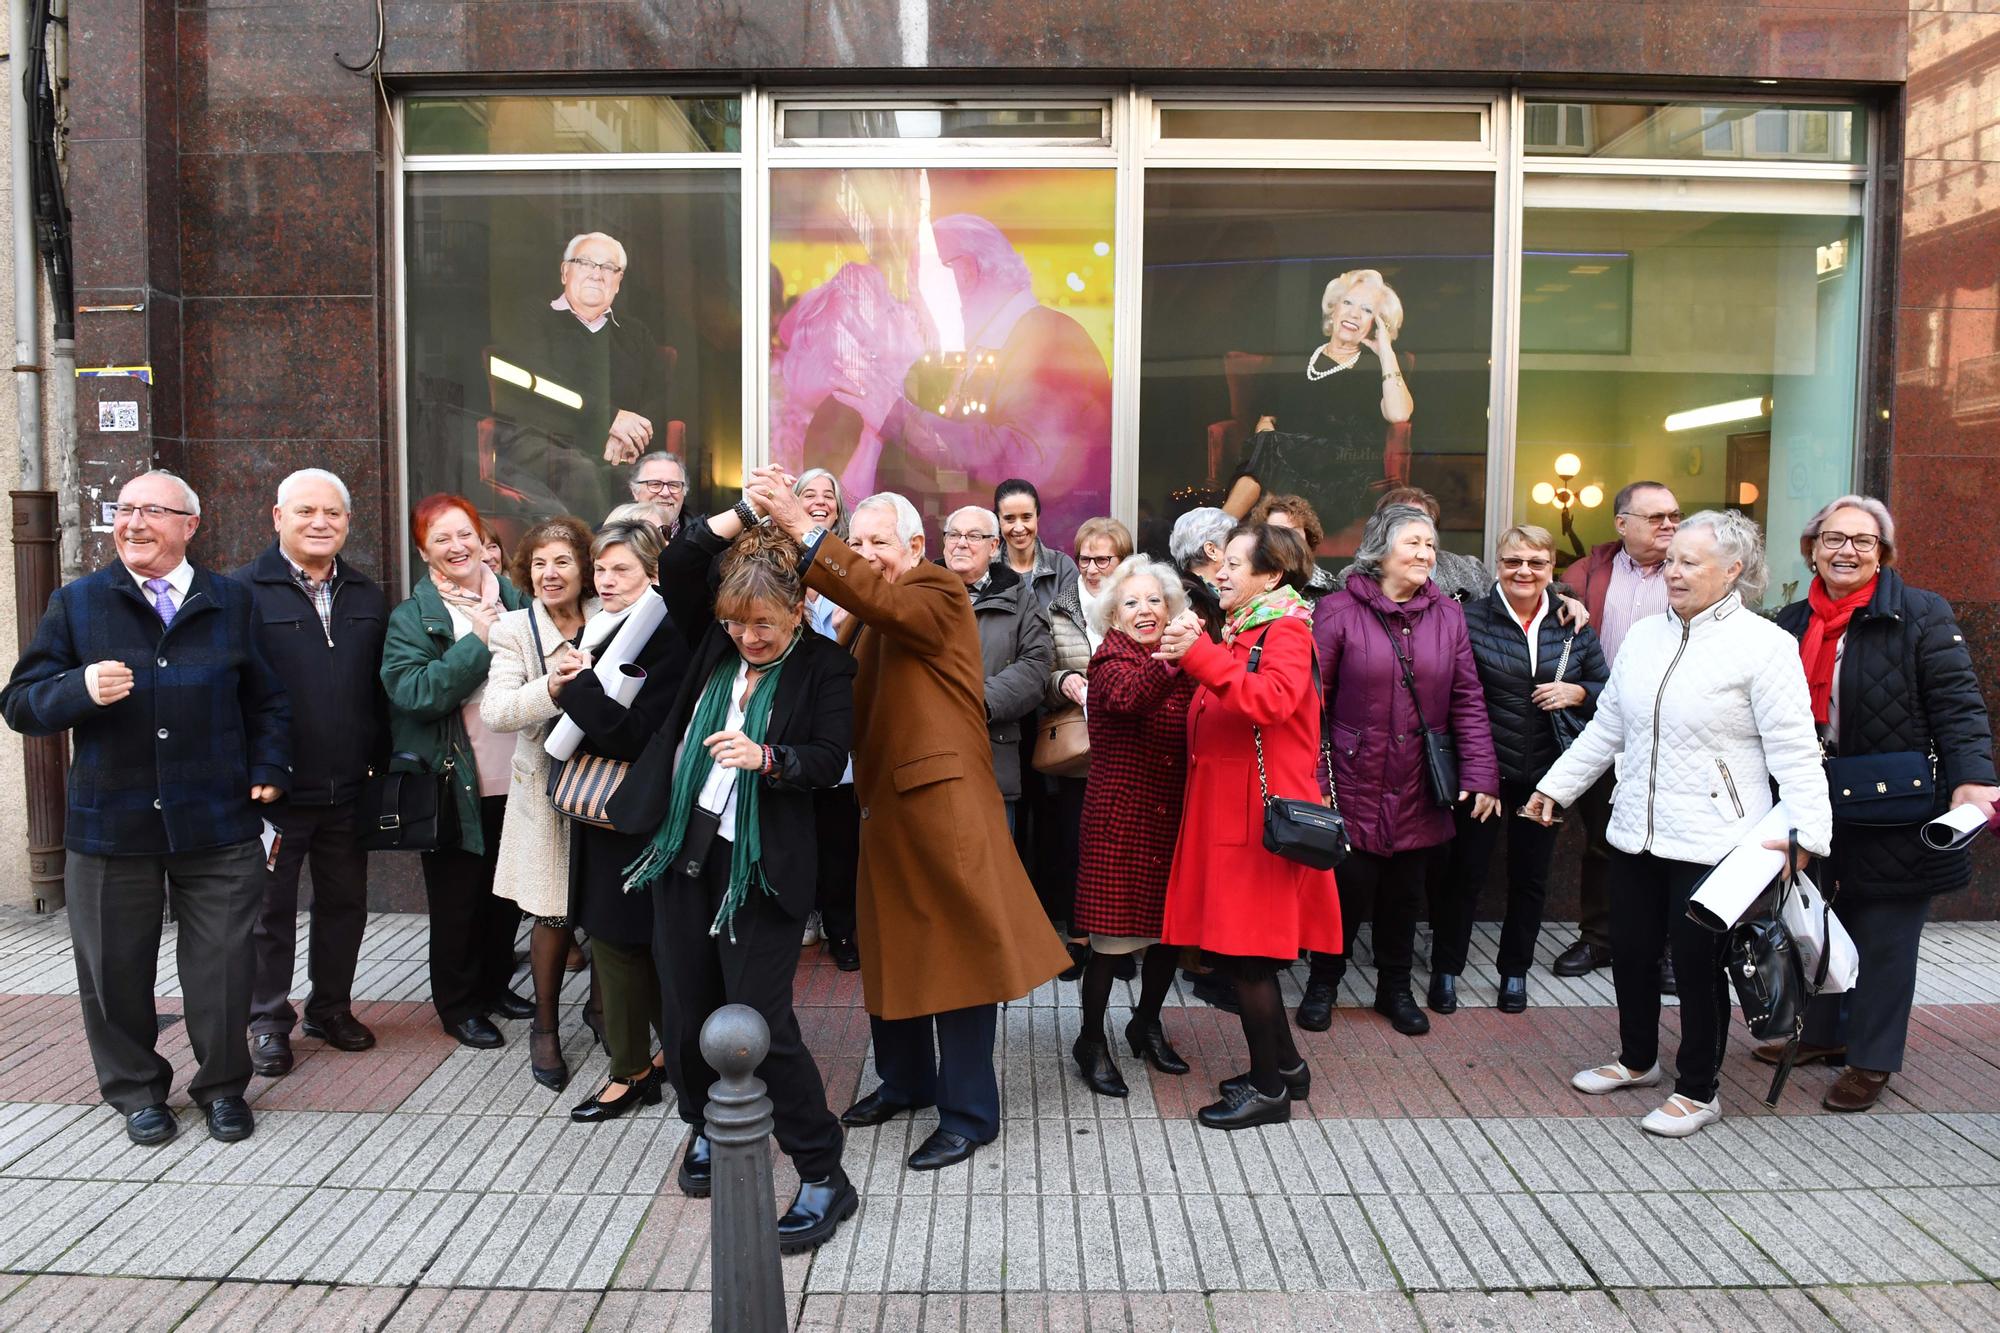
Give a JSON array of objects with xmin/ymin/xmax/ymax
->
[
  {"xmin": 1223, "ymin": 268, "xmax": 1414, "ymax": 551},
  {"xmin": 487, "ymin": 231, "xmax": 673, "ymax": 520}
]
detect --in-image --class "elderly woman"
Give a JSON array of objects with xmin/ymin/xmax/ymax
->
[
  {"xmin": 618, "ymin": 500, "xmax": 859, "ymax": 1247},
  {"xmin": 1306, "ymin": 503, "xmax": 1500, "ymax": 1036},
  {"xmin": 1248, "ymin": 493, "xmax": 1338, "ymax": 600},
  {"xmin": 1437, "ymin": 525, "xmax": 1608, "ymax": 1014},
  {"xmin": 480, "ymin": 516, "xmax": 597, "ymax": 1089},
  {"xmin": 382, "ymin": 494, "xmax": 530, "ymax": 1048},
  {"xmin": 1759, "ymin": 496, "xmax": 1998, "ymax": 1111},
  {"xmin": 1069, "ymin": 556, "xmax": 1198, "ymax": 1098},
  {"xmin": 1156, "ymin": 525, "xmax": 1341, "ymax": 1129},
  {"xmin": 1528, "ymin": 511, "xmax": 1832, "ymax": 1138},
  {"xmin": 1169, "ymin": 506, "xmax": 1233, "ymax": 639},
  {"xmin": 1335, "ymin": 489, "xmax": 1494, "ymax": 603},
  {"xmin": 558, "ymin": 521, "xmax": 689, "ymax": 1123},
  {"xmin": 796, "ymin": 467, "xmax": 862, "ymax": 970},
  {"xmin": 996, "ymin": 478, "xmax": 1080, "ymax": 618}
]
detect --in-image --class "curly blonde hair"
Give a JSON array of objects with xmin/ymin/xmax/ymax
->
[
  {"xmin": 1320, "ymin": 268, "xmax": 1405, "ymax": 341},
  {"xmin": 715, "ymin": 523, "xmax": 807, "ymax": 622}
]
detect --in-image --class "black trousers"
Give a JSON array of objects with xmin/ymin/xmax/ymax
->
[
  {"xmin": 1431, "ymin": 778, "xmax": 1561, "ymax": 978},
  {"xmin": 1309, "ymin": 845, "xmax": 1447, "ymax": 994},
  {"xmin": 656, "ymin": 852, "xmax": 845, "ymax": 1180},
  {"xmin": 870, "ymin": 1003, "xmax": 1001, "ymax": 1143},
  {"xmin": 419, "ymin": 796, "xmax": 520, "ymax": 1027},
  {"xmin": 1574, "ymin": 773, "xmax": 1617, "ymax": 951},
  {"xmin": 250, "ymin": 798, "xmax": 370, "ymax": 1035},
  {"xmin": 1801, "ymin": 894, "xmax": 1931, "ymax": 1073},
  {"xmin": 1029, "ymin": 776, "xmax": 1085, "ymax": 931},
  {"xmin": 67, "ymin": 839, "xmax": 264, "ymax": 1112},
  {"xmin": 812, "ymin": 785, "xmax": 859, "ymax": 945},
  {"xmin": 1609, "ymin": 849, "xmax": 1728, "ymax": 1102}
]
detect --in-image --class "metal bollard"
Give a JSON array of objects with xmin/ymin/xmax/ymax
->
[{"xmin": 701, "ymin": 1003, "xmax": 786, "ymax": 1333}]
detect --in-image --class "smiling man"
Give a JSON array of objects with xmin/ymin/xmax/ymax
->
[{"xmin": 1, "ymin": 470, "xmax": 291, "ymax": 1148}]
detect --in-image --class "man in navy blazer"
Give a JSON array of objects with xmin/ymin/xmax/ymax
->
[{"xmin": 0, "ymin": 470, "xmax": 291, "ymax": 1146}]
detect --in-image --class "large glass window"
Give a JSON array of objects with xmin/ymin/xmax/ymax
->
[
  {"xmin": 1523, "ymin": 99, "xmax": 1865, "ymax": 165},
  {"xmin": 1137, "ymin": 170, "xmax": 1496, "ymax": 561},
  {"xmin": 767, "ymin": 167, "xmax": 1116, "ymax": 541}
]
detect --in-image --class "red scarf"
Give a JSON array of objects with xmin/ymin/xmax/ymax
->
[{"xmin": 1800, "ymin": 576, "xmax": 1877, "ymax": 726}]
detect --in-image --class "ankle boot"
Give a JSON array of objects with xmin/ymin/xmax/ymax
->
[
  {"xmin": 1124, "ymin": 1016, "xmax": 1190, "ymax": 1075},
  {"xmin": 1071, "ymin": 1028, "xmax": 1129, "ymax": 1098},
  {"xmin": 1427, "ymin": 973, "xmax": 1459, "ymax": 1014},
  {"xmin": 1374, "ymin": 987, "xmax": 1431, "ymax": 1036}
]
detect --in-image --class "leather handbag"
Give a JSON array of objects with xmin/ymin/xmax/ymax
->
[
  {"xmin": 549, "ymin": 751, "xmax": 629, "ymax": 829},
  {"xmin": 1032, "ymin": 704, "xmax": 1091, "ymax": 778},
  {"xmin": 1248, "ymin": 628, "xmax": 1350, "ymax": 870},
  {"xmin": 1547, "ymin": 629, "xmax": 1586, "ymax": 753},
  {"xmin": 356, "ymin": 753, "xmax": 458, "ymax": 853},
  {"xmin": 1825, "ymin": 747, "xmax": 1937, "ymax": 826},
  {"xmin": 1373, "ymin": 613, "xmax": 1460, "ymax": 809},
  {"xmin": 1716, "ymin": 828, "xmax": 1836, "ymax": 1106}
]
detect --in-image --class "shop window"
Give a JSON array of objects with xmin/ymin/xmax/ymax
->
[
  {"xmin": 404, "ymin": 95, "xmax": 740, "ymax": 155},
  {"xmin": 1524, "ymin": 99, "xmax": 1865, "ymax": 165},
  {"xmin": 1136, "ymin": 169, "xmax": 1496, "ymax": 562},
  {"xmin": 766, "ymin": 167, "xmax": 1116, "ymax": 542}
]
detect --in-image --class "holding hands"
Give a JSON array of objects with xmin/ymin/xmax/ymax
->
[
  {"xmin": 745, "ymin": 466, "xmax": 812, "ymax": 541},
  {"xmin": 546, "ymin": 644, "xmax": 592, "ymax": 699},
  {"xmin": 1152, "ymin": 610, "xmax": 1203, "ymax": 663},
  {"xmin": 602, "ymin": 409, "xmax": 654, "ymax": 465}
]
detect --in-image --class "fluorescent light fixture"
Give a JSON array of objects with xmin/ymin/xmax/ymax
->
[
  {"xmin": 532, "ymin": 376, "xmax": 584, "ymax": 410},
  {"xmin": 488, "ymin": 356, "xmax": 532, "ymax": 389},
  {"xmin": 1568, "ymin": 264, "xmax": 1610, "ymax": 276},
  {"xmin": 1664, "ymin": 396, "xmax": 1769, "ymax": 433}
]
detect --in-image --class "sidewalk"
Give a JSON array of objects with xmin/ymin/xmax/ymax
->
[{"xmin": 0, "ymin": 908, "xmax": 1999, "ymax": 1329}]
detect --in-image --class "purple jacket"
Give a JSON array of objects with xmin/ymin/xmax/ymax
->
[{"xmin": 1312, "ymin": 573, "xmax": 1500, "ymax": 856}]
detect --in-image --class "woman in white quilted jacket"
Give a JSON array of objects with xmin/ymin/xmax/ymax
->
[{"xmin": 1525, "ymin": 510, "xmax": 1832, "ymax": 1139}]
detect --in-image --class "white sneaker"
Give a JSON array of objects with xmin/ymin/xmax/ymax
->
[
  {"xmin": 1571, "ymin": 1061, "xmax": 1664, "ymax": 1095},
  {"xmin": 801, "ymin": 911, "xmax": 823, "ymax": 947},
  {"xmin": 1641, "ymin": 1093, "xmax": 1722, "ymax": 1138}
]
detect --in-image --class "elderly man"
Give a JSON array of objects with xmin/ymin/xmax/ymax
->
[
  {"xmin": 1552, "ymin": 480, "xmax": 1682, "ymax": 985},
  {"xmin": 2, "ymin": 471, "xmax": 290, "ymax": 1146},
  {"xmin": 231, "ymin": 469, "xmax": 388, "ymax": 1076},
  {"xmin": 628, "ymin": 450, "xmax": 693, "ymax": 539},
  {"xmin": 749, "ymin": 467, "xmax": 1067, "ymax": 1171},
  {"xmin": 941, "ymin": 505, "xmax": 1054, "ymax": 831}
]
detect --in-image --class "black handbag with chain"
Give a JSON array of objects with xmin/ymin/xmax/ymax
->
[
  {"xmin": 1247, "ymin": 629, "xmax": 1349, "ymax": 871},
  {"xmin": 1372, "ymin": 612, "xmax": 1460, "ymax": 809},
  {"xmin": 1547, "ymin": 628, "xmax": 1586, "ymax": 753},
  {"xmin": 1714, "ymin": 828, "xmax": 1836, "ymax": 1106}
]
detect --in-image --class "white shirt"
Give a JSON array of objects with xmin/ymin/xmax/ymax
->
[
  {"xmin": 689, "ymin": 660, "xmax": 756, "ymax": 844},
  {"xmin": 1495, "ymin": 586, "xmax": 1551, "ymax": 676}
]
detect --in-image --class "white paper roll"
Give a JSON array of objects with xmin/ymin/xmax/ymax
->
[
  {"xmin": 1686, "ymin": 805, "xmax": 1795, "ymax": 933},
  {"xmin": 544, "ymin": 590, "xmax": 668, "ymax": 762},
  {"xmin": 1922, "ymin": 803, "xmax": 1990, "ymax": 853}
]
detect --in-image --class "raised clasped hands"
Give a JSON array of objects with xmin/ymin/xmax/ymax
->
[
  {"xmin": 602, "ymin": 408, "xmax": 654, "ymax": 466},
  {"xmin": 829, "ymin": 352, "xmax": 912, "ymax": 437},
  {"xmin": 1151, "ymin": 610, "xmax": 1202, "ymax": 663},
  {"xmin": 745, "ymin": 465, "xmax": 811, "ymax": 540}
]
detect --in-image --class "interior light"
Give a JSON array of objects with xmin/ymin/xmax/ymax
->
[
  {"xmin": 1066, "ymin": 272, "xmax": 1086, "ymax": 292},
  {"xmin": 1554, "ymin": 452, "xmax": 1581, "ymax": 477},
  {"xmin": 1531, "ymin": 482, "xmax": 1557, "ymax": 506},
  {"xmin": 1663, "ymin": 396, "xmax": 1770, "ymax": 433},
  {"xmin": 487, "ymin": 356, "xmax": 533, "ymax": 390},
  {"xmin": 1092, "ymin": 241, "xmax": 1111, "ymax": 257},
  {"xmin": 1738, "ymin": 482, "xmax": 1761, "ymax": 505},
  {"xmin": 1579, "ymin": 485, "xmax": 1604, "ymax": 509},
  {"xmin": 531, "ymin": 376, "xmax": 584, "ymax": 410},
  {"xmin": 1567, "ymin": 264, "xmax": 1610, "ymax": 276}
]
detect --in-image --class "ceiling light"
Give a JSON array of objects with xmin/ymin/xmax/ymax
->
[{"xmin": 1663, "ymin": 396, "xmax": 1770, "ymax": 433}]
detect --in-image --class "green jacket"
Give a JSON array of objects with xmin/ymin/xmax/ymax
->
[{"xmin": 381, "ymin": 574, "xmax": 527, "ymax": 855}]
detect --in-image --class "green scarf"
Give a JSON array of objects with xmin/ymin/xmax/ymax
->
[
  {"xmin": 1224, "ymin": 584, "xmax": 1312, "ymax": 642},
  {"xmin": 623, "ymin": 629, "xmax": 803, "ymax": 940}
]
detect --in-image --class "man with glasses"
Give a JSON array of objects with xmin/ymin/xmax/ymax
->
[
  {"xmin": 2, "ymin": 471, "xmax": 291, "ymax": 1147},
  {"xmin": 629, "ymin": 451, "xmax": 695, "ymax": 539},
  {"xmin": 1551, "ymin": 480, "xmax": 1683, "ymax": 989},
  {"xmin": 941, "ymin": 505, "xmax": 1054, "ymax": 834}
]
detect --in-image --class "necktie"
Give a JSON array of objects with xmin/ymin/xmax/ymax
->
[{"xmin": 144, "ymin": 577, "xmax": 176, "ymax": 627}]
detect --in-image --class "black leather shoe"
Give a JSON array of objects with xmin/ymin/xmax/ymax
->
[
  {"xmin": 841, "ymin": 1087, "xmax": 928, "ymax": 1127},
  {"xmin": 204, "ymin": 1095, "xmax": 254, "ymax": 1142},
  {"xmin": 250, "ymin": 1032, "xmax": 294, "ymax": 1077},
  {"xmin": 1222, "ymin": 1060, "xmax": 1311, "ymax": 1101},
  {"xmin": 908, "ymin": 1129, "xmax": 978, "ymax": 1171},
  {"xmin": 1427, "ymin": 973, "xmax": 1459, "ymax": 1015},
  {"xmin": 1295, "ymin": 980, "xmax": 1336, "ymax": 1032},
  {"xmin": 829, "ymin": 936, "xmax": 861, "ymax": 972},
  {"xmin": 1058, "ymin": 940, "xmax": 1089, "ymax": 983},
  {"xmin": 1552, "ymin": 940, "xmax": 1612, "ymax": 977},
  {"xmin": 1659, "ymin": 955, "xmax": 1678, "ymax": 997},
  {"xmin": 446, "ymin": 1015, "xmax": 505, "ymax": 1049},
  {"xmin": 571, "ymin": 1071, "xmax": 659, "ymax": 1124},
  {"xmin": 1197, "ymin": 1082, "xmax": 1291, "ymax": 1131},
  {"xmin": 302, "ymin": 1012, "xmax": 376, "ymax": 1051},
  {"xmin": 125, "ymin": 1103, "xmax": 177, "ymax": 1147},
  {"xmin": 1496, "ymin": 975, "xmax": 1528, "ymax": 1014},
  {"xmin": 1072, "ymin": 1032, "xmax": 1129, "ymax": 1098},
  {"xmin": 778, "ymin": 1169, "xmax": 859, "ymax": 1253},
  {"xmin": 676, "ymin": 1132, "xmax": 712, "ymax": 1198},
  {"xmin": 529, "ymin": 1026, "xmax": 568, "ymax": 1092},
  {"xmin": 1374, "ymin": 989, "xmax": 1431, "ymax": 1036},
  {"xmin": 485, "ymin": 989, "xmax": 536, "ymax": 1021},
  {"xmin": 1189, "ymin": 973, "xmax": 1240, "ymax": 1014},
  {"xmin": 1125, "ymin": 1016, "xmax": 1190, "ymax": 1075}
]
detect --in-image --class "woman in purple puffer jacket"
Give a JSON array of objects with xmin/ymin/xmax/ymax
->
[{"xmin": 1299, "ymin": 504, "xmax": 1500, "ymax": 1038}]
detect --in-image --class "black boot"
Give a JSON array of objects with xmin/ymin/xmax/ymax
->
[
  {"xmin": 1197, "ymin": 1081, "xmax": 1291, "ymax": 1131},
  {"xmin": 1374, "ymin": 987, "xmax": 1431, "ymax": 1036},
  {"xmin": 1295, "ymin": 980, "xmax": 1336, "ymax": 1032},
  {"xmin": 1426, "ymin": 973, "xmax": 1459, "ymax": 1015},
  {"xmin": 777, "ymin": 1168, "xmax": 859, "ymax": 1253},
  {"xmin": 1124, "ymin": 1016, "xmax": 1190, "ymax": 1076},
  {"xmin": 676, "ymin": 1133, "xmax": 712, "ymax": 1197},
  {"xmin": 1496, "ymin": 975, "xmax": 1528, "ymax": 1014},
  {"xmin": 1072, "ymin": 1029, "xmax": 1129, "ymax": 1098}
]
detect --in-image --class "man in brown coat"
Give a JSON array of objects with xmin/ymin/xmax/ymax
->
[{"xmin": 750, "ymin": 469, "xmax": 1068, "ymax": 1171}]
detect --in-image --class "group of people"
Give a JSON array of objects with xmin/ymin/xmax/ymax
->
[{"xmin": 3, "ymin": 449, "xmax": 1995, "ymax": 1262}]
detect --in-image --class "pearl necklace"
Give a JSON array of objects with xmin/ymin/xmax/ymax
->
[{"xmin": 1304, "ymin": 345, "xmax": 1362, "ymax": 382}]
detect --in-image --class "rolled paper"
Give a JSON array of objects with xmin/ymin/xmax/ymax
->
[
  {"xmin": 544, "ymin": 590, "xmax": 668, "ymax": 762},
  {"xmin": 1686, "ymin": 805, "xmax": 1795, "ymax": 933},
  {"xmin": 1922, "ymin": 803, "xmax": 1990, "ymax": 853}
]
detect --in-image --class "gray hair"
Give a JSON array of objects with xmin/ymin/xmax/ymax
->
[
  {"xmin": 1350, "ymin": 504, "xmax": 1435, "ymax": 580},
  {"xmin": 1676, "ymin": 509, "xmax": 1769, "ymax": 606},
  {"xmin": 945, "ymin": 505, "xmax": 1000, "ymax": 541},
  {"xmin": 631, "ymin": 450, "xmax": 684, "ymax": 479},
  {"xmin": 275, "ymin": 467, "xmax": 351, "ymax": 510},
  {"xmin": 603, "ymin": 500, "xmax": 670, "ymax": 529},
  {"xmin": 793, "ymin": 467, "xmax": 847, "ymax": 538},
  {"xmin": 1799, "ymin": 494, "xmax": 1896, "ymax": 567},
  {"xmin": 127, "ymin": 469, "xmax": 200, "ymax": 518},
  {"xmin": 1169, "ymin": 507, "xmax": 1235, "ymax": 569},
  {"xmin": 563, "ymin": 231, "xmax": 628, "ymax": 271},
  {"xmin": 1088, "ymin": 556, "xmax": 1190, "ymax": 639},
  {"xmin": 854, "ymin": 491, "xmax": 925, "ymax": 547}
]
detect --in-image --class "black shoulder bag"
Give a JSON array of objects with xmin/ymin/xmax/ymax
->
[
  {"xmin": 1716, "ymin": 828, "xmax": 1834, "ymax": 1107},
  {"xmin": 1372, "ymin": 612, "xmax": 1460, "ymax": 809},
  {"xmin": 356, "ymin": 747, "xmax": 459, "ymax": 853},
  {"xmin": 1247, "ymin": 628, "xmax": 1349, "ymax": 871},
  {"xmin": 1547, "ymin": 628, "xmax": 1586, "ymax": 753}
]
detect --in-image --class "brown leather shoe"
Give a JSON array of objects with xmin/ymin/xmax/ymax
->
[
  {"xmin": 1823, "ymin": 1067, "xmax": 1890, "ymax": 1112},
  {"xmin": 1751, "ymin": 1040, "xmax": 1845, "ymax": 1067}
]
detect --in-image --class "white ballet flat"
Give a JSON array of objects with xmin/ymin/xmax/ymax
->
[
  {"xmin": 1570, "ymin": 1061, "xmax": 1664, "ymax": 1095},
  {"xmin": 1641, "ymin": 1093, "xmax": 1722, "ymax": 1138}
]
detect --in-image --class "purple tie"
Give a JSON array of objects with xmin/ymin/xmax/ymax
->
[{"xmin": 144, "ymin": 577, "xmax": 176, "ymax": 627}]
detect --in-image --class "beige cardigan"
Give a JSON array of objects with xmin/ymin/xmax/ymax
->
[{"xmin": 481, "ymin": 600, "xmax": 596, "ymax": 920}]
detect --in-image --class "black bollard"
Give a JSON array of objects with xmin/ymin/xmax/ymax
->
[{"xmin": 701, "ymin": 1003, "xmax": 786, "ymax": 1333}]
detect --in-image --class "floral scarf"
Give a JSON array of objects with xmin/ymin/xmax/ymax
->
[{"xmin": 1223, "ymin": 584, "xmax": 1313, "ymax": 643}]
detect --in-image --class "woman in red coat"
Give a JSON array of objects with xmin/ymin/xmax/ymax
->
[
  {"xmin": 1157, "ymin": 524, "xmax": 1342, "ymax": 1130},
  {"xmin": 1070, "ymin": 556, "xmax": 1200, "ymax": 1099}
]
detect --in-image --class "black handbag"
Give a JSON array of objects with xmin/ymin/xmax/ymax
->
[
  {"xmin": 1825, "ymin": 747, "xmax": 1937, "ymax": 826},
  {"xmin": 1715, "ymin": 828, "xmax": 1836, "ymax": 1107},
  {"xmin": 356, "ymin": 752, "xmax": 458, "ymax": 853},
  {"xmin": 1373, "ymin": 612, "xmax": 1459, "ymax": 809},
  {"xmin": 1547, "ymin": 629, "xmax": 1586, "ymax": 753},
  {"xmin": 1248, "ymin": 628, "xmax": 1349, "ymax": 870}
]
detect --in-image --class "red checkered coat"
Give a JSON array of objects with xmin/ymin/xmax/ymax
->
[{"xmin": 1072, "ymin": 631, "xmax": 1197, "ymax": 938}]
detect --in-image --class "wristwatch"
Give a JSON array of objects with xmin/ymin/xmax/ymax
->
[{"xmin": 801, "ymin": 525, "xmax": 828, "ymax": 551}]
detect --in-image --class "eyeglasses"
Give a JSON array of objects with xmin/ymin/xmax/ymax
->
[
  {"xmin": 563, "ymin": 257, "xmax": 624, "ymax": 276},
  {"xmin": 721, "ymin": 619, "xmax": 788, "ymax": 637},
  {"xmin": 942, "ymin": 530, "xmax": 995, "ymax": 546},
  {"xmin": 1618, "ymin": 509, "xmax": 1683, "ymax": 528},
  {"xmin": 1497, "ymin": 556, "xmax": 1553, "ymax": 572},
  {"xmin": 1817, "ymin": 531, "xmax": 1881, "ymax": 554},
  {"xmin": 114, "ymin": 503, "xmax": 193, "ymax": 521},
  {"xmin": 632, "ymin": 478, "xmax": 688, "ymax": 495},
  {"xmin": 1077, "ymin": 554, "xmax": 1119, "ymax": 569}
]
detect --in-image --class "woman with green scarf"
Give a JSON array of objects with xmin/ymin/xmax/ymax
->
[{"xmin": 607, "ymin": 506, "xmax": 858, "ymax": 1256}]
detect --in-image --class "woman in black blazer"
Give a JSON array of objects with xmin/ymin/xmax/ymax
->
[{"xmin": 608, "ymin": 502, "xmax": 857, "ymax": 1256}]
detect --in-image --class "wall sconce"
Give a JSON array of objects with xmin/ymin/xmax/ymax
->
[{"xmin": 1530, "ymin": 452, "xmax": 1603, "ymax": 557}]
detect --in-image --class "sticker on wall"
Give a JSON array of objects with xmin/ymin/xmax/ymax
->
[
  {"xmin": 97, "ymin": 401, "xmax": 140, "ymax": 433},
  {"xmin": 76, "ymin": 364, "xmax": 154, "ymax": 384}
]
